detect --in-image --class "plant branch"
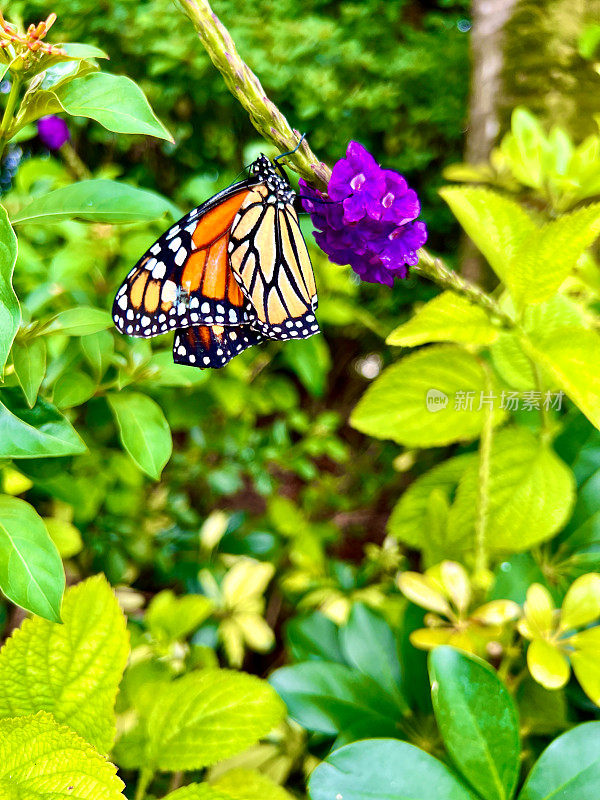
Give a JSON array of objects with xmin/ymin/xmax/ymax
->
[
  {"xmin": 174, "ymin": 0, "xmax": 331, "ymax": 191},
  {"xmin": 474, "ymin": 363, "xmax": 494, "ymax": 582},
  {"xmin": 0, "ymin": 74, "xmax": 22, "ymax": 158},
  {"xmin": 176, "ymin": 0, "xmax": 515, "ymax": 328}
]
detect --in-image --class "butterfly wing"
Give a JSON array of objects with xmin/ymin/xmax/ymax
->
[
  {"xmin": 173, "ymin": 324, "xmax": 263, "ymax": 369},
  {"xmin": 228, "ymin": 186, "xmax": 320, "ymax": 341},
  {"xmin": 113, "ymin": 183, "xmax": 257, "ymax": 338}
]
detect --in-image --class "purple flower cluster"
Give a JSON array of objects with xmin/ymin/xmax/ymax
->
[
  {"xmin": 37, "ymin": 115, "xmax": 70, "ymax": 150},
  {"xmin": 300, "ymin": 141, "xmax": 427, "ymax": 286}
]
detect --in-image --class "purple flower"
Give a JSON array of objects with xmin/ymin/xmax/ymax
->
[
  {"xmin": 37, "ymin": 115, "xmax": 70, "ymax": 150},
  {"xmin": 300, "ymin": 141, "xmax": 427, "ymax": 286}
]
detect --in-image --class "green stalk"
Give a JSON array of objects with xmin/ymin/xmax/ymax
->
[
  {"xmin": 0, "ymin": 73, "xmax": 22, "ymax": 157},
  {"xmin": 474, "ymin": 363, "xmax": 494, "ymax": 582},
  {"xmin": 175, "ymin": 0, "xmax": 515, "ymax": 329},
  {"xmin": 134, "ymin": 768, "xmax": 153, "ymax": 800}
]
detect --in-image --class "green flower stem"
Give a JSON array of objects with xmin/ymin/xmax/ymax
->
[
  {"xmin": 474, "ymin": 362, "xmax": 494, "ymax": 582},
  {"xmin": 0, "ymin": 73, "xmax": 22, "ymax": 157},
  {"xmin": 176, "ymin": 0, "xmax": 514, "ymax": 328},
  {"xmin": 174, "ymin": 0, "xmax": 331, "ymax": 191},
  {"xmin": 134, "ymin": 768, "xmax": 153, "ymax": 800}
]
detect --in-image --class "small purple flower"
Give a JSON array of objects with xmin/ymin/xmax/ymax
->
[
  {"xmin": 300, "ymin": 141, "xmax": 427, "ymax": 286},
  {"xmin": 37, "ymin": 115, "xmax": 70, "ymax": 150}
]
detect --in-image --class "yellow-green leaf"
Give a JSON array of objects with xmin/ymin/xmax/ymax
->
[
  {"xmin": 527, "ymin": 640, "xmax": 570, "ymax": 690},
  {"xmin": 351, "ymin": 345, "xmax": 505, "ymax": 447},
  {"xmin": 386, "ymin": 291, "xmax": 499, "ymax": 347},
  {"xmin": 570, "ymin": 628, "xmax": 600, "ymax": 706},
  {"xmin": 0, "ymin": 575, "xmax": 129, "ymax": 752},
  {"xmin": 212, "ymin": 769, "xmax": 294, "ymax": 800},
  {"xmin": 114, "ymin": 670, "xmax": 285, "ymax": 772},
  {"xmin": 0, "ymin": 711, "xmax": 125, "ymax": 800},
  {"xmin": 521, "ymin": 326, "xmax": 600, "ymax": 431},
  {"xmin": 560, "ymin": 574, "xmax": 600, "ymax": 632}
]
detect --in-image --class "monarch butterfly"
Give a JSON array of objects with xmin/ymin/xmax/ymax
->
[{"xmin": 112, "ymin": 153, "xmax": 319, "ymax": 369}]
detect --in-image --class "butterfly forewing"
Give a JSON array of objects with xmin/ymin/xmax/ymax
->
[
  {"xmin": 112, "ymin": 184, "xmax": 256, "ymax": 338},
  {"xmin": 173, "ymin": 324, "xmax": 263, "ymax": 369}
]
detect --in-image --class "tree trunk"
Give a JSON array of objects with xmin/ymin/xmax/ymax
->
[{"xmin": 462, "ymin": 0, "xmax": 518, "ymax": 284}]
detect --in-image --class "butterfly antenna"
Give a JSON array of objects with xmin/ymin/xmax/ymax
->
[{"xmin": 273, "ymin": 133, "xmax": 307, "ymax": 165}]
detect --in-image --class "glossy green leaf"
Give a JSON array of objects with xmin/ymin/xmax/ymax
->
[
  {"xmin": 447, "ymin": 428, "xmax": 575, "ymax": 553},
  {"xmin": 350, "ymin": 345, "xmax": 505, "ymax": 447},
  {"xmin": 387, "ymin": 291, "xmax": 499, "ymax": 347},
  {"xmin": 80, "ymin": 330, "xmax": 114, "ymax": 378},
  {"xmin": 0, "ymin": 204, "xmax": 20, "ymax": 377},
  {"xmin": 286, "ymin": 612, "xmax": 345, "ymax": 664},
  {"xmin": 12, "ymin": 338, "xmax": 46, "ymax": 407},
  {"xmin": 0, "ymin": 712, "xmax": 125, "ymax": 800},
  {"xmin": 0, "ymin": 495, "xmax": 64, "ymax": 622},
  {"xmin": 114, "ymin": 670, "xmax": 285, "ymax": 772},
  {"xmin": 269, "ymin": 661, "xmax": 404, "ymax": 738},
  {"xmin": 56, "ymin": 72, "xmax": 173, "ymax": 140},
  {"xmin": 340, "ymin": 603, "xmax": 405, "ymax": 706},
  {"xmin": 0, "ymin": 390, "xmax": 86, "ymax": 458},
  {"xmin": 518, "ymin": 721, "xmax": 600, "ymax": 800},
  {"xmin": 46, "ymin": 307, "xmax": 113, "ymax": 336},
  {"xmin": 12, "ymin": 179, "xmax": 179, "ymax": 225},
  {"xmin": 0, "ymin": 575, "xmax": 129, "ymax": 752},
  {"xmin": 308, "ymin": 739, "xmax": 476, "ymax": 800},
  {"xmin": 108, "ymin": 392, "xmax": 172, "ymax": 479},
  {"xmin": 54, "ymin": 372, "xmax": 97, "ymax": 409},
  {"xmin": 430, "ymin": 647, "xmax": 520, "ymax": 800}
]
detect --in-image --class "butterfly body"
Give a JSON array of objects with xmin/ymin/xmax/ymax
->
[{"xmin": 113, "ymin": 154, "xmax": 319, "ymax": 368}]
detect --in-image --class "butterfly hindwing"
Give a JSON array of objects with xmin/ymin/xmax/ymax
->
[
  {"xmin": 173, "ymin": 324, "xmax": 263, "ymax": 369},
  {"xmin": 112, "ymin": 184, "xmax": 257, "ymax": 338},
  {"xmin": 228, "ymin": 187, "xmax": 320, "ymax": 341}
]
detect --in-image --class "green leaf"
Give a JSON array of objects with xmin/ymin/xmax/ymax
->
[
  {"xmin": 0, "ymin": 205, "xmax": 21, "ymax": 377},
  {"xmin": 430, "ymin": 647, "xmax": 520, "ymax": 800},
  {"xmin": 280, "ymin": 336, "xmax": 331, "ymax": 397},
  {"xmin": 80, "ymin": 330, "xmax": 114, "ymax": 379},
  {"xmin": 56, "ymin": 72, "xmax": 173, "ymax": 141},
  {"xmin": 518, "ymin": 721, "xmax": 600, "ymax": 800},
  {"xmin": 286, "ymin": 612, "xmax": 345, "ymax": 664},
  {"xmin": 12, "ymin": 338, "xmax": 46, "ymax": 408},
  {"xmin": 0, "ymin": 390, "xmax": 86, "ymax": 458},
  {"xmin": 387, "ymin": 454, "xmax": 477, "ymax": 554},
  {"xmin": 340, "ymin": 603, "xmax": 405, "ymax": 706},
  {"xmin": 269, "ymin": 661, "xmax": 404, "ymax": 739},
  {"xmin": 58, "ymin": 43, "xmax": 110, "ymax": 60},
  {"xmin": 491, "ymin": 295, "xmax": 583, "ymax": 390},
  {"xmin": 387, "ymin": 291, "xmax": 499, "ymax": 347},
  {"xmin": 308, "ymin": 739, "xmax": 476, "ymax": 800},
  {"xmin": 107, "ymin": 392, "xmax": 172, "ymax": 480},
  {"xmin": 521, "ymin": 326, "xmax": 600, "ymax": 431},
  {"xmin": 146, "ymin": 590, "xmax": 214, "ymax": 643},
  {"xmin": 44, "ymin": 517, "xmax": 83, "ymax": 559},
  {"xmin": 46, "ymin": 307, "xmax": 113, "ymax": 336},
  {"xmin": 0, "ymin": 712, "xmax": 125, "ymax": 800},
  {"xmin": 0, "ymin": 495, "xmax": 64, "ymax": 621},
  {"xmin": 350, "ymin": 345, "xmax": 505, "ymax": 447},
  {"xmin": 165, "ymin": 787, "xmax": 231, "ymax": 800},
  {"xmin": 12, "ymin": 180, "xmax": 179, "ymax": 225},
  {"xmin": 447, "ymin": 428, "xmax": 575, "ymax": 554},
  {"xmin": 0, "ymin": 574, "xmax": 129, "ymax": 752},
  {"xmin": 114, "ymin": 670, "xmax": 285, "ymax": 772},
  {"xmin": 511, "ymin": 204, "xmax": 600, "ymax": 305},
  {"xmin": 212, "ymin": 769, "xmax": 294, "ymax": 800},
  {"xmin": 54, "ymin": 372, "xmax": 97, "ymax": 409},
  {"xmin": 440, "ymin": 187, "xmax": 536, "ymax": 285}
]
